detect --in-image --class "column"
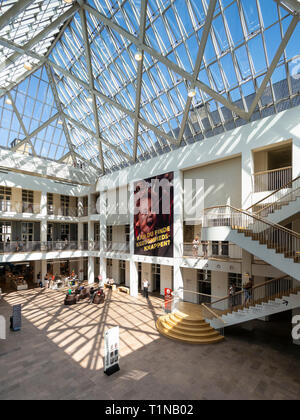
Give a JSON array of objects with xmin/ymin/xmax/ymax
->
[
  {"xmin": 99, "ymin": 257, "xmax": 106, "ymax": 286},
  {"xmin": 99, "ymin": 191, "xmax": 107, "ymax": 285},
  {"xmin": 88, "ymin": 221, "xmax": 94, "ymax": 251},
  {"xmin": 78, "ymin": 258, "xmax": 84, "ymax": 282},
  {"xmin": 211, "ymin": 271, "xmax": 228, "ymax": 311},
  {"xmin": 41, "ymin": 259, "xmax": 47, "ymax": 286},
  {"xmin": 53, "ymin": 261, "xmax": 60, "ymax": 277},
  {"xmin": 292, "ymin": 137, "xmax": 300, "ymax": 178},
  {"xmin": 242, "ymin": 250, "xmax": 253, "ymax": 285},
  {"xmin": 130, "ymin": 260, "xmax": 138, "ymax": 297},
  {"xmin": 78, "ymin": 222, "xmax": 84, "ymax": 250},
  {"xmin": 40, "ymin": 191, "xmax": 47, "ymax": 251},
  {"xmin": 241, "ymin": 150, "xmax": 253, "ymax": 209},
  {"xmin": 78, "ymin": 196, "xmax": 84, "ymax": 217},
  {"xmin": 88, "ymin": 256, "xmax": 95, "ymax": 285},
  {"xmin": 173, "ymin": 170, "xmax": 184, "ymax": 297}
]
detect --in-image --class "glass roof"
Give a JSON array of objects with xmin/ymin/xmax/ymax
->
[{"xmin": 0, "ymin": 0, "xmax": 299, "ymax": 175}]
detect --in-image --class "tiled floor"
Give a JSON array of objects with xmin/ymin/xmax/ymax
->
[{"xmin": 0, "ymin": 288, "xmax": 299, "ymax": 400}]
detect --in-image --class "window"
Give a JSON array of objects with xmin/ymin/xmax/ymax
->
[
  {"xmin": 221, "ymin": 241, "xmax": 229, "ymax": 256},
  {"xmin": 21, "ymin": 222, "xmax": 33, "ymax": 242},
  {"xmin": 22, "ymin": 190, "xmax": 34, "ymax": 213},
  {"xmin": 107, "ymin": 258, "xmax": 113, "ymax": 278},
  {"xmin": 94, "ymin": 223, "xmax": 100, "ymax": 241},
  {"xmin": 47, "ymin": 193, "xmax": 54, "ymax": 215},
  {"xmin": 228, "ymin": 273, "xmax": 242, "ymax": 291},
  {"xmin": 61, "ymin": 195, "xmax": 70, "ymax": 216},
  {"xmin": 212, "ymin": 241, "xmax": 219, "ymax": 256},
  {"xmin": 61, "ymin": 224, "xmax": 70, "ymax": 241},
  {"xmin": 107, "ymin": 225, "xmax": 112, "ymax": 242},
  {"xmin": 0, "ymin": 187, "xmax": 11, "ymax": 211},
  {"xmin": 125, "ymin": 225, "xmax": 130, "ymax": 244},
  {"xmin": 0, "ymin": 222, "xmax": 11, "ymax": 243},
  {"xmin": 197, "ymin": 269, "xmax": 211, "ymax": 304}
]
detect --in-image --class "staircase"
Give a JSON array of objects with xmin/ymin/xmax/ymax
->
[
  {"xmin": 248, "ymin": 175, "xmax": 300, "ymax": 225},
  {"xmin": 156, "ymin": 304, "xmax": 224, "ymax": 344},
  {"xmin": 203, "ymin": 276, "xmax": 300, "ymax": 330},
  {"xmin": 203, "ymin": 206, "xmax": 300, "ymax": 281}
]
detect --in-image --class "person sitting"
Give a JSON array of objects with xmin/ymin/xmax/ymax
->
[{"xmin": 93, "ymin": 289, "xmax": 105, "ymax": 304}]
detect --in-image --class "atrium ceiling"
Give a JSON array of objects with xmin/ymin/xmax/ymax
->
[{"xmin": 0, "ymin": 0, "xmax": 299, "ymax": 176}]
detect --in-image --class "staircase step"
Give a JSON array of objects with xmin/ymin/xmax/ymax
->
[
  {"xmin": 159, "ymin": 319, "xmax": 219, "ymax": 339},
  {"xmin": 170, "ymin": 312, "xmax": 207, "ymax": 326},
  {"xmin": 156, "ymin": 319, "xmax": 224, "ymax": 344},
  {"xmin": 163, "ymin": 317, "xmax": 213, "ymax": 333}
]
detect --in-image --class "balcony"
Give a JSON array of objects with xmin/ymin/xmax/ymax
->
[
  {"xmin": 44, "ymin": 241, "xmax": 78, "ymax": 251},
  {"xmin": 105, "ymin": 242, "xmax": 130, "ymax": 253},
  {"xmin": 47, "ymin": 206, "xmax": 78, "ymax": 217},
  {"xmin": 0, "ymin": 200, "xmax": 40, "ymax": 214},
  {"xmin": 253, "ymin": 166, "xmax": 292, "ymax": 193},
  {"xmin": 0, "ymin": 241, "xmax": 41, "ymax": 253},
  {"xmin": 182, "ymin": 242, "xmax": 242, "ymax": 260}
]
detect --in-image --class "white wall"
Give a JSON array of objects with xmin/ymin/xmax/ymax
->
[
  {"xmin": 211, "ymin": 271, "xmax": 228, "ymax": 311},
  {"xmin": 183, "ymin": 156, "xmax": 242, "ymax": 214},
  {"xmin": 182, "ymin": 267, "xmax": 198, "ymax": 304},
  {"xmin": 160, "ymin": 265, "xmax": 172, "ymax": 296}
]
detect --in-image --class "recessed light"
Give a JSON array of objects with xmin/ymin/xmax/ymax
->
[
  {"xmin": 135, "ymin": 51, "xmax": 143, "ymax": 62},
  {"xmin": 24, "ymin": 61, "xmax": 33, "ymax": 71},
  {"xmin": 188, "ymin": 89, "xmax": 196, "ymax": 98},
  {"xmin": 58, "ymin": 120, "xmax": 63, "ymax": 125},
  {"xmin": 5, "ymin": 98, "xmax": 12, "ymax": 105},
  {"xmin": 63, "ymin": 0, "xmax": 73, "ymax": 3},
  {"xmin": 87, "ymin": 96, "xmax": 93, "ymax": 103}
]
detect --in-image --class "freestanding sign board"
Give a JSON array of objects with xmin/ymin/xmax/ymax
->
[
  {"xmin": 164, "ymin": 288, "xmax": 173, "ymax": 313},
  {"xmin": 0, "ymin": 315, "xmax": 5, "ymax": 340},
  {"xmin": 10, "ymin": 304, "xmax": 21, "ymax": 331},
  {"xmin": 104, "ymin": 326, "xmax": 120, "ymax": 376}
]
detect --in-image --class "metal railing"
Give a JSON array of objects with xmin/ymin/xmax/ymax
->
[
  {"xmin": 203, "ymin": 206, "xmax": 300, "ymax": 261},
  {"xmin": 181, "ymin": 242, "xmax": 242, "ymax": 259},
  {"xmin": 47, "ymin": 207, "xmax": 78, "ymax": 217},
  {"xmin": 0, "ymin": 241, "xmax": 41, "ymax": 253},
  {"xmin": 43, "ymin": 241, "xmax": 78, "ymax": 251},
  {"xmin": 105, "ymin": 242, "xmax": 130, "ymax": 253},
  {"xmin": 253, "ymin": 166, "xmax": 292, "ymax": 193},
  {"xmin": 248, "ymin": 175, "xmax": 300, "ymax": 218},
  {"xmin": 204, "ymin": 275, "xmax": 297, "ymax": 316},
  {"xmin": 0, "ymin": 200, "xmax": 40, "ymax": 214}
]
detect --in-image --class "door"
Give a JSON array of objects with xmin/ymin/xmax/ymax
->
[{"xmin": 152, "ymin": 264, "xmax": 161, "ymax": 293}]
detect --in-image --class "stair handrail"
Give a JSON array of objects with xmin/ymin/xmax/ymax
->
[
  {"xmin": 201, "ymin": 303, "xmax": 226, "ymax": 324},
  {"xmin": 252, "ymin": 165, "xmax": 292, "ymax": 176},
  {"xmin": 205, "ymin": 275, "xmax": 290, "ymax": 307},
  {"xmin": 203, "ymin": 205, "xmax": 300, "ymax": 239},
  {"xmin": 246, "ymin": 175, "xmax": 300, "ymax": 213}
]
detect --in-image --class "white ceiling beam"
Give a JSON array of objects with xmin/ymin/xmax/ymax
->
[
  {"xmin": 0, "ymin": 0, "xmax": 36, "ymax": 31},
  {"xmin": 133, "ymin": 0, "xmax": 148, "ymax": 162},
  {"xmin": 247, "ymin": 15, "xmax": 298, "ymax": 117},
  {"xmin": 83, "ymin": 3, "xmax": 249, "ymax": 121},
  {"xmin": 79, "ymin": 5, "xmax": 105, "ymax": 173},
  {"xmin": 177, "ymin": 0, "xmax": 217, "ymax": 145}
]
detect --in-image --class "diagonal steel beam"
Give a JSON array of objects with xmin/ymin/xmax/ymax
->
[
  {"xmin": 83, "ymin": 3, "xmax": 249, "ymax": 121},
  {"xmin": 6, "ymin": 91, "xmax": 37, "ymax": 157},
  {"xmin": 133, "ymin": 0, "xmax": 148, "ymax": 162},
  {"xmin": 247, "ymin": 15, "xmax": 298, "ymax": 118},
  {"xmin": 0, "ymin": 4, "xmax": 79, "ymax": 73},
  {"xmin": 62, "ymin": 113, "xmax": 132, "ymax": 161},
  {"xmin": 45, "ymin": 63, "xmax": 77, "ymax": 166},
  {"xmin": 177, "ymin": 0, "xmax": 217, "ymax": 145},
  {"xmin": 0, "ymin": 0, "xmax": 36, "ymax": 32},
  {"xmin": 79, "ymin": 5, "xmax": 105, "ymax": 173},
  {"xmin": 0, "ymin": 37, "xmax": 179, "ymax": 145},
  {"xmin": 20, "ymin": 112, "xmax": 60, "ymax": 145}
]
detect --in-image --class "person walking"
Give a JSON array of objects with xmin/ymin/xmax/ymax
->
[
  {"xmin": 228, "ymin": 284, "xmax": 235, "ymax": 308},
  {"xmin": 244, "ymin": 278, "xmax": 253, "ymax": 305},
  {"xmin": 143, "ymin": 279, "xmax": 149, "ymax": 299}
]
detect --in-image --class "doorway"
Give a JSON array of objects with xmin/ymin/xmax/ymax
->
[
  {"xmin": 197, "ymin": 269, "xmax": 211, "ymax": 304},
  {"xmin": 119, "ymin": 260, "xmax": 126, "ymax": 285},
  {"xmin": 152, "ymin": 264, "xmax": 161, "ymax": 293}
]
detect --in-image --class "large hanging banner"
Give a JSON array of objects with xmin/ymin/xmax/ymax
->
[
  {"xmin": 104, "ymin": 326, "xmax": 120, "ymax": 376},
  {"xmin": 134, "ymin": 172, "xmax": 173, "ymax": 258}
]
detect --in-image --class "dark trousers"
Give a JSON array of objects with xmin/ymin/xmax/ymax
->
[{"xmin": 144, "ymin": 287, "xmax": 148, "ymax": 298}]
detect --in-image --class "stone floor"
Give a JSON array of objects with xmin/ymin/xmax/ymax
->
[{"xmin": 0, "ymin": 288, "xmax": 299, "ymax": 400}]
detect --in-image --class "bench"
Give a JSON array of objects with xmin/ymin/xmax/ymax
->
[{"xmin": 118, "ymin": 286, "xmax": 130, "ymax": 294}]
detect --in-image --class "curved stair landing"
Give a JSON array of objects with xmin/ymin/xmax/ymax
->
[{"xmin": 156, "ymin": 304, "xmax": 224, "ymax": 344}]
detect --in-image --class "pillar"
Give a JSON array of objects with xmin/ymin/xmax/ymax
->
[
  {"xmin": 173, "ymin": 170, "xmax": 184, "ymax": 297},
  {"xmin": 241, "ymin": 150, "xmax": 253, "ymax": 209},
  {"xmin": 130, "ymin": 260, "xmax": 138, "ymax": 297},
  {"xmin": 40, "ymin": 191, "xmax": 47, "ymax": 250},
  {"xmin": 78, "ymin": 196, "xmax": 84, "ymax": 217},
  {"xmin": 242, "ymin": 250, "xmax": 253, "ymax": 285},
  {"xmin": 88, "ymin": 256, "xmax": 95, "ymax": 285},
  {"xmin": 78, "ymin": 222, "xmax": 84, "ymax": 250},
  {"xmin": 53, "ymin": 261, "xmax": 60, "ymax": 277},
  {"xmin": 211, "ymin": 271, "xmax": 228, "ymax": 311},
  {"xmin": 99, "ymin": 257, "xmax": 106, "ymax": 285},
  {"xmin": 41, "ymin": 260, "xmax": 47, "ymax": 286},
  {"xmin": 88, "ymin": 221, "xmax": 94, "ymax": 250}
]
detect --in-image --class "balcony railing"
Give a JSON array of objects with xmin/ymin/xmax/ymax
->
[
  {"xmin": 253, "ymin": 166, "xmax": 292, "ymax": 193},
  {"xmin": 47, "ymin": 207, "xmax": 78, "ymax": 217},
  {"xmin": 0, "ymin": 241, "xmax": 41, "ymax": 253},
  {"xmin": 181, "ymin": 242, "xmax": 242, "ymax": 259},
  {"xmin": 0, "ymin": 200, "xmax": 40, "ymax": 214},
  {"xmin": 43, "ymin": 241, "xmax": 78, "ymax": 251},
  {"xmin": 105, "ymin": 242, "xmax": 130, "ymax": 253}
]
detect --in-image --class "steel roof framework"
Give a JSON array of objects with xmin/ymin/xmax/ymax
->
[{"xmin": 0, "ymin": 0, "xmax": 298, "ymax": 175}]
